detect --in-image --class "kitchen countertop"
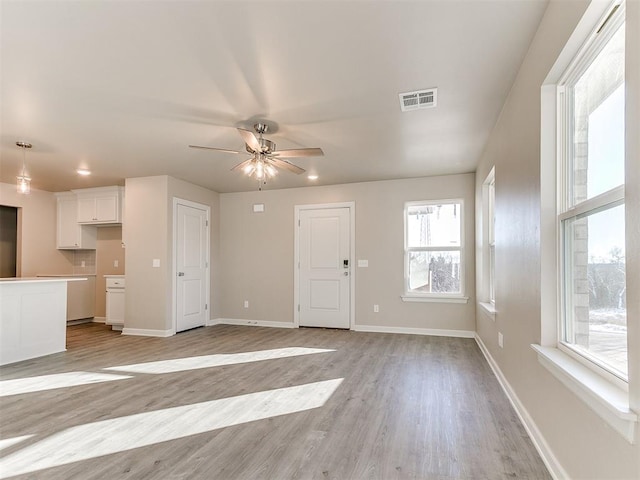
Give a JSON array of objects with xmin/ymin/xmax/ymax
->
[
  {"xmin": 0, "ymin": 277, "xmax": 87, "ymax": 284},
  {"xmin": 37, "ymin": 274, "xmax": 97, "ymax": 277}
]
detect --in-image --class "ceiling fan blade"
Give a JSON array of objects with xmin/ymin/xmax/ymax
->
[
  {"xmin": 272, "ymin": 148, "xmax": 324, "ymax": 158},
  {"xmin": 188, "ymin": 145, "xmax": 244, "ymax": 154},
  {"xmin": 237, "ymin": 128, "xmax": 261, "ymax": 152},
  {"xmin": 269, "ymin": 157, "xmax": 306, "ymax": 175},
  {"xmin": 231, "ymin": 159, "xmax": 253, "ymax": 172}
]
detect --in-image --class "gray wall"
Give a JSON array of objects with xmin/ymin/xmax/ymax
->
[
  {"xmin": 219, "ymin": 173, "xmax": 476, "ymax": 332},
  {"xmin": 474, "ymin": 1, "xmax": 640, "ymax": 478},
  {"xmin": 124, "ymin": 175, "xmax": 220, "ymax": 332}
]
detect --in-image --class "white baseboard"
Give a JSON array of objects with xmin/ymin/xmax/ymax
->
[
  {"xmin": 209, "ymin": 318, "xmax": 295, "ymax": 329},
  {"xmin": 92, "ymin": 317, "xmax": 106, "ymax": 324},
  {"xmin": 474, "ymin": 334, "xmax": 567, "ymax": 480},
  {"xmin": 121, "ymin": 327, "xmax": 174, "ymax": 337},
  {"xmin": 353, "ymin": 324, "xmax": 475, "ymax": 338}
]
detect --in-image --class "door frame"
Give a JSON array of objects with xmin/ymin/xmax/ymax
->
[
  {"xmin": 294, "ymin": 201, "xmax": 355, "ymax": 329},
  {"xmin": 172, "ymin": 197, "xmax": 211, "ymax": 335}
]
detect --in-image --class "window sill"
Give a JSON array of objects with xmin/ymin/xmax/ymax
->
[
  {"xmin": 401, "ymin": 295, "xmax": 468, "ymax": 304},
  {"xmin": 531, "ymin": 344, "xmax": 637, "ymax": 443},
  {"xmin": 478, "ymin": 302, "xmax": 496, "ymax": 320}
]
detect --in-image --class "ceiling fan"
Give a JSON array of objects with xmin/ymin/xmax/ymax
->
[{"xmin": 189, "ymin": 123, "xmax": 323, "ymax": 189}]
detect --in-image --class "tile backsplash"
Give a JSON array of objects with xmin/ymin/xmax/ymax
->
[{"xmin": 72, "ymin": 250, "xmax": 96, "ymax": 275}]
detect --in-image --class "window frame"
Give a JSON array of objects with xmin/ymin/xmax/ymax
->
[
  {"xmin": 402, "ymin": 198, "xmax": 466, "ymax": 303},
  {"xmin": 484, "ymin": 168, "xmax": 496, "ymax": 306},
  {"xmin": 536, "ymin": 0, "xmax": 636, "ymax": 443},
  {"xmin": 555, "ymin": 4, "xmax": 627, "ymax": 385}
]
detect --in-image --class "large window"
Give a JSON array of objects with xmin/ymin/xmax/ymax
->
[
  {"xmin": 404, "ymin": 200, "xmax": 464, "ymax": 300},
  {"xmin": 557, "ymin": 6, "xmax": 626, "ymax": 380}
]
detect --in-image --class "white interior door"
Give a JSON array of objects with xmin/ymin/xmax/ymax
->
[
  {"xmin": 299, "ymin": 207, "xmax": 351, "ymax": 329},
  {"xmin": 176, "ymin": 202, "xmax": 208, "ymax": 332}
]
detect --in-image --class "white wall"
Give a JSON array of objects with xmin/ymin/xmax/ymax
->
[
  {"xmin": 0, "ymin": 182, "xmax": 72, "ymax": 276},
  {"xmin": 219, "ymin": 173, "xmax": 475, "ymax": 334},
  {"xmin": 474, "ymin": 1, "xmax": 640, "ymax": 478}
]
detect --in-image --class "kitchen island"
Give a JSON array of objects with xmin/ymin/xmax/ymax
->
[{"xmin": 0, "ymin": 277, "xmax": 86, "ymax": 365}]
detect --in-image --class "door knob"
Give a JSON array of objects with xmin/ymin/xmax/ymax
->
[
  {"xmin": 178, "ymin": 272, "xmax": 185, "ymax": 276},
  {"xmin": 343, "ymin": 271, "xmax": 349, "ymax": 276}
]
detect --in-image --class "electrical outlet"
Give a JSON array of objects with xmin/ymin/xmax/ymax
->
[
  {"xmin": 114, "ymin": 260, "xmax": 119, "ymax": 268},
  {"xmin": 498, "ymin": 332, "xmax": 504, "ymax": 348},
  {"xmin": 244, "ymin": 300, "xmax": 249, "ymax": 308},
  {"xmin": 373, "ymin": 304, "xmax": 379, "ymax": 313},
  {"xmin": 152, "ymin": 259, "xmax": 160, "ymax": 268}
]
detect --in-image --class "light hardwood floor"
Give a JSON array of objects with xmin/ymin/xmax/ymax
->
[{"xmin": 0, "ymin": 324, "xmax": 551, "ymax": 479}]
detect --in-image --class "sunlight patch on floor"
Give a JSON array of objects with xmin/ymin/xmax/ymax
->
[
  {"xmin": 104, "ymin": 347, "xmax": 335, "ymax": 374},
  {"xmin": 0, "ymin": 436, "xmax": 33, "ymax": 453},
  {"xmin": 0, "ymin": 378, "xmax": 343, "ymax": 478},
  {"xmin": 0, "ymin": 372, "xmax": 133, "ymax": 397}
]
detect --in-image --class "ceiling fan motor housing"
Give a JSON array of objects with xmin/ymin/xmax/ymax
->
[{"xmin": 247, "ymin": 137, "xmax": 275, "ymax": 154}]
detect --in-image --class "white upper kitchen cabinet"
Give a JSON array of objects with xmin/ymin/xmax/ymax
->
[
  {"xmin": 73, "ymin": 186, "xmax": 124, "ymax": 225},
  {"xmin": 54, "ymin": 192, "xmax": 97, "ymax": 249}
]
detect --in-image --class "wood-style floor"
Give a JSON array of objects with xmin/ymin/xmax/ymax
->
[{"xmin": 0, "ymin": 323, "xmax": 550, "ymax": 479}]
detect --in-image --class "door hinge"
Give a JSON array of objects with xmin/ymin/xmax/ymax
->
[
  {"xmin": 205, "ymin": 303, "xmax": 208, "ymax": 310},
  {"xmin": 298, "ymin": 219, "xmax": 300, "ymax": 227},
  {"xmin": 205, "ymin": 261, "xmax": 208, "ymax": 268},
  {"xmin": 297, "ymin": 304, "xmax": 300, "ymax": 312},
  {"xmin": 206, "ymin": 220, "xmax": 209, "ymax": 227}
]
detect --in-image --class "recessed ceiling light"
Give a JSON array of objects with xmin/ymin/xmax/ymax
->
[
  {"xmin": 77, "ymin": 169, "xmax": 91, "ymax": 176},
  {"xmin": 307, "ymin": 175, "xmax": 318, "ymax": 181}
]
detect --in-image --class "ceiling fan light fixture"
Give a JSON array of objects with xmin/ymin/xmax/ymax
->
[
  {"xmin": 255, "ymin": 161, "xmax": 265, "ymax": 180},
  {"xmin": 265, "ymin": 164, "xmax": 277, "ymax": 177}
]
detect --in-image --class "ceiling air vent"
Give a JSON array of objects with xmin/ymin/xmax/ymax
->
[{"xmin": 399, "ymin": 88, "xmax": 437, "ymax": 112}]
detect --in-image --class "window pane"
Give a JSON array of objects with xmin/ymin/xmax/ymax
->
[
  {"xmin": 408, "ymin": 251, "xmax": 461, "ymax": 294},
  {"xmin": 563, "ymin": 203, "xmax": 627, "ymax": 377},
  {"xmin": 489, "ymin": 245, "xmax": 495, "ymax": 303},
  {"xmin": 571, "ymin": 24, "xmax": 625, "ymax": 205},
  {"xmin": 407, "ymin": 203, "xmax": 460, "ymax": 248}
]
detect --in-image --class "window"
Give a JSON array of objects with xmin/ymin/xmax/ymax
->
[
  {"xmin": 537, "ymin": 0, "xmax": 636, "ymax": 443},
  {"xmin": 482, "ymin": 168, "xmax": 496, "ymax": 306},
  {"xmin": 557, "ymin": 6, "xmax": 627, "ymax": 380},
  {"xmin": 403, "ymin": 200, "xmax": 466, "ymax": 302}
]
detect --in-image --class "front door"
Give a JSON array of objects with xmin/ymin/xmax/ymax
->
[
  {"xmin": 298, "ymin": 206, "xmax": 351, "ymax": 329},
  {"xmin": 176, "ymin": 201, "xmax": 208, "ymax": 332}
]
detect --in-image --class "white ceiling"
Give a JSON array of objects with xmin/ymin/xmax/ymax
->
[{"xmin": 0, "ymin": 0, "xmax": 548, "ymax": 193}]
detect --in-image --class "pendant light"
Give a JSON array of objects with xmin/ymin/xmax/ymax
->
[{"xmin": 16, "ymin": 141, "xmax": 32, "ymax": 194}]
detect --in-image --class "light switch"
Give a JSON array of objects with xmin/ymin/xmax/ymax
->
[
  {"xmin": 358, "ymin": 259, "xmax": 369, "ymax": 268},
  {"xmin": 152, "ymin": 259, "xmax": 160, "ymax": 268},
  {"xmin": 253, "ymin": 203, "xmax": 265, "ymax": 213},
  {"xmin": 114, "ymin": 260, "xmax": 119, "ymax": 268}
]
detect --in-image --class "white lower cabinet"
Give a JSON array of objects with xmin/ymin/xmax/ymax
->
[{"xmin": 105, "ymin": 276, "xmax": 125, "ymax": 331}]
